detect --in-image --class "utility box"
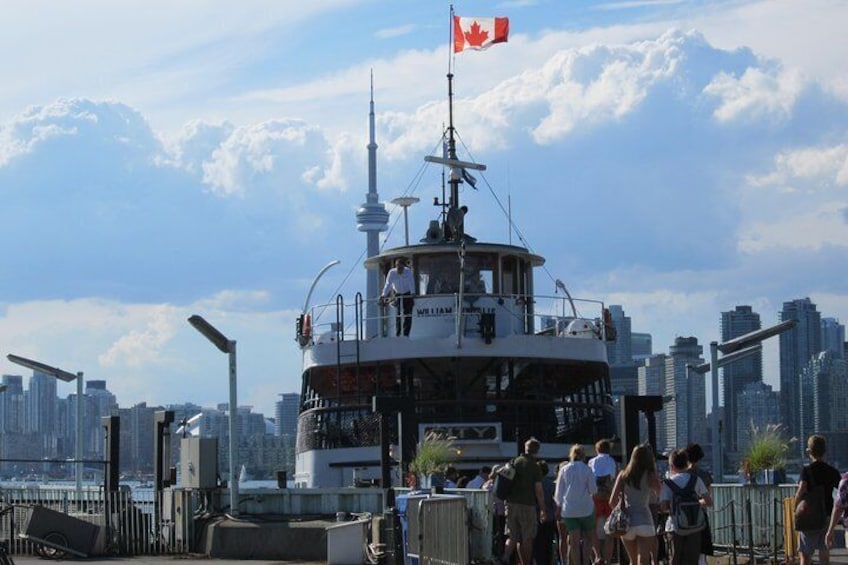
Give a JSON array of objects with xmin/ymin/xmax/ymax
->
[{"xmin": 181, "ymin": 437, "xmax": 218, "ymax": 489}]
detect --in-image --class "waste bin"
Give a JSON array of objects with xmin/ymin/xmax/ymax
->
[{"xmin": 396, "ymin": 491, "xmax": 429, "ymax": 565}]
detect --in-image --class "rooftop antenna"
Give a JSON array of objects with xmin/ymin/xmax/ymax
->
[{"xmin": 391, "ymin": 196, "xmax": 420, "ymax": 246}]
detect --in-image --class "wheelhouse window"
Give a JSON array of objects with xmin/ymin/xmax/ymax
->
[{"xmin": 416, "ymin": 253, "xmax": 495, "ymax": 295}]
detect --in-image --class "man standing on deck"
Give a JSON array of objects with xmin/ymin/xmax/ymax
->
[{"xmin": 381, "ymin": 257, "xmax": 415, "ymax": 336}]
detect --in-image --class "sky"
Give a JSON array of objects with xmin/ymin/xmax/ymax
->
[{"xmin": 1, "ymin": 0, "xmax": 846, "ymax": 418}]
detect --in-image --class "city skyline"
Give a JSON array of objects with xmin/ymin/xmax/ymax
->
[{"xmin": 0, "ymin": 1, "xmax": 846, "ymax": 416}]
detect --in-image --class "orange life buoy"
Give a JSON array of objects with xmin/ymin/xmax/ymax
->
[{"xmin": 303, "ymin": 314, "xmax": 312, "ymax": 340}]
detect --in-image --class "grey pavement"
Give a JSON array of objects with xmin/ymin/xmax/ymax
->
[
  {"xmin": 13, "ymin": 557, "xmax": 325, "ymax": 565},
  {"xmin": 9, "ymin": 546, "xmax": 848, "ymax": 564}
]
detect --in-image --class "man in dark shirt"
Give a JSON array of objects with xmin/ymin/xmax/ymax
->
[{"xmin": 503, "ymin": 437, "xmax": 546, "ymax": 565}]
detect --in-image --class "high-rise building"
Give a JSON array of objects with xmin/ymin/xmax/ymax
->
[
  {"xmin": 275, "ymin": 393, "xmax": 300, "ymax": 438},
  {"xmin": 665, "ymin": 337, "xmax": 706, "ymax": 450},
  {"xmin": 85, "ymin": 380, "xmax": 117, "ymax": 458},
  {"xmin": 605, "ymin": 305, "xmax": 632, "ymax": 366},
  {"xmin": 799, "ymin": 351, "xmax": 848, "ymax": 445},
  {"xmin": 821, "ymin": 318, "xmax": 845, "ymax": 359},
  {"xmin": 25, "ymin": 372, "xmax": 59, "ymax": 459},
  {"xmin": 736, "ymin": 381, "xmax": 780, "ymax": 454},
  {"xmin": 638, "ymin": 354, "xmax": 668, "ymax": 451},
  {"xmin": 779, "ymin": 298, "xmax": 822, "ymax": 442},
  {"xmin": 721, "ymin": 306, "xmax": 762, "ymax": 455},
  {"xmin": 631, "ymin": 332, "xmax": 653, "ymax": 362},
  {"xmin": 0, "ymin": 375, "xmax": 25, "ymax": 474}
]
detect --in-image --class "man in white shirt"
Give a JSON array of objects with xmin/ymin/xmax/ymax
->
[
  {"xmin": 381, "ymin": 257, "xmax": 415, "ymax": 336},
  {"xmin": 467, "ymin": 466, "xmax": 491, "ymax": 489}
]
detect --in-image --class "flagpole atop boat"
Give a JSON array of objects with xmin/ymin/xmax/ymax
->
[{"xmin": 424, "ymin": 5, "xmax": 486, "ymax": 231}]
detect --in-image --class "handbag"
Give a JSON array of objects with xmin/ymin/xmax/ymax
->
[{"xmin": 604, "ymin": 497, "xmax": 629, "ymax": 537}]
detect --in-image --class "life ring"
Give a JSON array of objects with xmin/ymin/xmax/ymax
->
[{"xmin": 303, "ymin": 314, "xmax": 312, "ymax": 341}]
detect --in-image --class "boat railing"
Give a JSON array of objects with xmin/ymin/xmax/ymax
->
[{"xmin": 305, "ymin": 292, "xmax": 608, "ymax": 344}]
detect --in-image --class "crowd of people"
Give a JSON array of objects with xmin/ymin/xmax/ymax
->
[
  {"xmin": 447, "ymin": 438, "xmax": 714, "ymax": 565},
  {"xmin": 442, "ymin": 433, "xmax": 848, "ymax": 564}
]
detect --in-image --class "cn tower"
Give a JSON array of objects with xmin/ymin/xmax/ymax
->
[{"xmin": 355, "ymin": 74, "xmax": 389, "ymax": 338}]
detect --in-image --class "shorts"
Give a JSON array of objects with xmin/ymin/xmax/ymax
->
[
  {"xmin": 506, "ymin": 502, "xmax": 538, "ymax": 542},
  {"xmin": 563, "ymin": 513, "xmax": 596, "ymax": 533},
  {"xmin": 799, "ymin": 528, "xmax": 826, "ymax": 556},
  {"xmin": 622, "ymin": 524, "xmax": 656, "ymax": 541}
]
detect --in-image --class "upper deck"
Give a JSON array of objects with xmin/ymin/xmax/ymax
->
[{"xmin": 298, "ymin": 239, "xmax": 614, "ymax": 371}]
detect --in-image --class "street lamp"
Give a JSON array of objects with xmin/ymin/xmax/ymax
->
[
  {"xmin": 703, "ymin": 318, "xmax": 798, "ymax": 481},
  {"xmin": 391, "ymin": 196, "xmax": 420, "ymax": 246},
  {"xmin": 188, "ymin": 315, "xmax": 239, "ymax": 516},
  {"xmin": 6, "ymin": 354, "xmax": 84, "ymax": 498}
]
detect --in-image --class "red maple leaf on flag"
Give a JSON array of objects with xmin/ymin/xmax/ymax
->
[{"xmin": 464, "ymin": 21, "xmax": 489, "ymax": 48}]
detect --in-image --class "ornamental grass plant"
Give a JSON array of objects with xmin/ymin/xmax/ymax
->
[{"xmin": 743, "ymin": 423, "xmax": 795, "ymax": 475}]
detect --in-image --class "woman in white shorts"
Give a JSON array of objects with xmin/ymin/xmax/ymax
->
[{"xmin": 609, "ymin": 444, "xmax": 662, "ymax": 565}]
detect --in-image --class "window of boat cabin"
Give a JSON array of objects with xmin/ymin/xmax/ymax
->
[
  {"xmin": 417, "ymin": 253, "xmax": 495, "ymax": 295},
  {"xmin": 501, "ymin": 255, "xmax": 530, "ymax": 296}
]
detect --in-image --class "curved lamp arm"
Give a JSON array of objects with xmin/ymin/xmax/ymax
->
[
  {"xmin": 303, "ymin": 260, "xmax": 341, "ymax": 315},
  {"xmin": 555, "ymin": 279, "xmax": 578, "ymax": 318}
]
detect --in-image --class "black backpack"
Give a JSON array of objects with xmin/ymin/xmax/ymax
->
[{"xmin": 665, "ymin": 473, "xmax": 706, "ymax": 535}]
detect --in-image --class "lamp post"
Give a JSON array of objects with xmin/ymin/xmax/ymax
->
[
  {"xmin": 188, "ymin": 315, "xmax": 239, "ymax": 516},
  {"xmin": 698, "ymin": 319, "xmax": 797, "ymax": 481},
  {"xmin": 391, "ymin": 197, "xmax": 420, "ymax": 246},
  {"xmin": 6, "ymin": 354, "xmax": 84, "ymax": 499},
  {"xmin": 0, "ymin": 385, "xmax": 6, "ymax": 478}
]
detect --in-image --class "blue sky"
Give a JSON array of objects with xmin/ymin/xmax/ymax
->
[{"xmin": 1, "ymin": 0, "xmax": 846, "ymax": 417}]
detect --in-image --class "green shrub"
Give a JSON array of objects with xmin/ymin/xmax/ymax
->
[
  {"xmin": 409, "ymin": 432, "xmax": 456, "ymax": 478},
  {"xmin": 744, "ymin": 423, "xmax": 794, "ymax": 473}
]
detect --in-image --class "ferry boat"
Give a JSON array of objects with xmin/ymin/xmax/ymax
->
[{"xmin": 294, "ymin": 70, "xmax": 616, "ymax": 489}]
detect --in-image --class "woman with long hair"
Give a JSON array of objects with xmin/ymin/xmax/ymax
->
[{"xmin": 609, "ymin": 444, "xmax": 662, "ymax": 565}]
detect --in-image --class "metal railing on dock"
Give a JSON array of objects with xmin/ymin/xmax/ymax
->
[{"xmin": 0, "ymin": 486, "xmax": 196, "ymax": 556}]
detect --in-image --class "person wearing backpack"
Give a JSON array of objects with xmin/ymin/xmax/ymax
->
[
  {"xmin": 794, "ymin": 434, "xmax": 841, "ymax": 565},
  {"xmin": 684, "ymin": 443, "xmax": 713, "ymax": 565},
  {"xmin": 503, "ymin": 437, "xmax": 546, "ymax": 565},
  {"xmin": 660, "ymin": 449, "xmax": 712, "ymax": 565}
]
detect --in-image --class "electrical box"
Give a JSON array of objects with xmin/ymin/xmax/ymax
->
[{"xmin": 180, "ymin": 437, "xmax": 218, "ymax": 489}]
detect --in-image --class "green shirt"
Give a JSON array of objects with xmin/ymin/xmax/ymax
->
[{"xmin": 506, "ymin": 454, "xmax": 542, "ymax": 506}]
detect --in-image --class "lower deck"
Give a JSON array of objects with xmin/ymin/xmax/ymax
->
[{"xmin": 295, "ymin": 355, "xmax": 615, "ymax": 487}]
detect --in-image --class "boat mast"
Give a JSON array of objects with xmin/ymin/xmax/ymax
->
[{"xmin": 423, "ymin": 7, "xmax": 486, "ymax": 241}]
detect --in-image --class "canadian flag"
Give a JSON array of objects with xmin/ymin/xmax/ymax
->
[{"xmin": 453, "ymin": 16, "xmax": 509, "ymax": 53}]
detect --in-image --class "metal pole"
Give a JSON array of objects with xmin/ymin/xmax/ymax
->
[
  {"xmin": 76, "ymin": 371, "xmax": 84, "ymax": 501},
  {"xmin": 730, "ymin": 500, "xmax": 738, "ymax": 565},
  {"xmin": 745, "ymin": 497, "xmax": 754, "ymax": 563},
  {"xmin": 710, "ymin": 342, "xmax": 721, "ymax": 481},
  {"xmin": 228, "ymin": 342, "xmax": 239, "ymax": 516},
  {"xmin": 403, "ymin": 206, "xmax": 410, "ymax": 246}
]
